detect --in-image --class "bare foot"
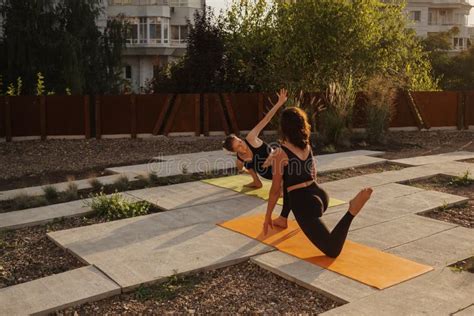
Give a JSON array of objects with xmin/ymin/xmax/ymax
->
[
  {"xmin": 348, "ymin": 188, "xmax": 373, "ymax": 216},
  {"xmin": 272, "ymin": 216, "xmax": 288, "ymax": 229},
  {"xmin": 244, "ymin": 181, "xmax": 262, "ymax": 189}
]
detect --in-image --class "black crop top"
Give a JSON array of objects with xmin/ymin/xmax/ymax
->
[
  {"xmin": 281, "ymin": 145, "xmax": 314, "ymax": 189},
  {"xmin": 237, "ymin": 139, "xmax": 273, "ymax": 180}
]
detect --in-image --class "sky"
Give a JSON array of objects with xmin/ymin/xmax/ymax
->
[
  {"xmin": 205, "ymin": 0, "xmax": 231, "ymax": 14},
  {"xmin": 206, "ymin": 0, "xmax": 474, "ymax": 26}
]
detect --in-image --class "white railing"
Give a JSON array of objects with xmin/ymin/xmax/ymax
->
[{"xmin": 169, "ymin": 0, "xmax": 202, "ymax": 8}]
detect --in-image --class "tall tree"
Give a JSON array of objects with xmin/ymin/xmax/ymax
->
[{"xmin": 0, "ymin": 0, "xmax": 127, "ymax": 95}]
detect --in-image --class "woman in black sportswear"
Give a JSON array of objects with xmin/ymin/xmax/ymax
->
[
  {"xmin": 263, "ymin": 107, "xmax": 373, "ymax": 258},
  {"xmin": 223, "ymin": 89, "xmax": 291, "ymax": 226}
]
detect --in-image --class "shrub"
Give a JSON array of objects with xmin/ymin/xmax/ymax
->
[
  {"xmin": 319, "ymin": 75, "xmax": 356, "ymax": 147},
  {"xmin": 88, "ymin": 177, "xmax": 104, "ymax": 192},
  {"xmin": 42, "ymin": 185, "xmax": 59, "ymax": 202},
  {"xmin": 364, "ymin": 75, "xmax": 397, "ymax": 144},
  {"xmin": 449, "ymin": 170, "xmax": 473, "ymax": 186},
  {"xmin": 12, "ymin": 193, "xmax": 33, "ymax": 210},
  {"xmin": 85, "ymin": 192, "xmax": 150, "ymax": 221},
  {"xmin": 148, "ymin": 172, "xmax": 160, "ymax": 185},
  {"xmin": 63, "ymin": 182, "xmax": 79, "ymax": 201},
  {"xmin": 113, "ymin": 175, "xmax": 130, "ymax": 191}
]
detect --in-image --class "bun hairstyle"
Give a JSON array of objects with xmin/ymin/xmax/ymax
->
[
  {"xmin": 280, "ymin": 107, "xmax": 311, "ymax": 150},
  {"xmin": 222, "ymin": 134, "xmax": 237, "ymax": 152}
]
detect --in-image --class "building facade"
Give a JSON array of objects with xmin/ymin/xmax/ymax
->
[
  {"xmin": 104, "ymin": 0, "xmax": 205, "ymax": 92},
  {"xmin": 404, "ymin": 0, "xmax": 473, "ymax": 51}
]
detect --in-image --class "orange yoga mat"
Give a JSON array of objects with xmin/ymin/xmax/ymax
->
[{"xmin": 219, "ymin": 214, "xmax": 433, "ymax": 289}]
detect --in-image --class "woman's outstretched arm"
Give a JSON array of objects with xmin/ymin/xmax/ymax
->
[{"xmin": 246, "ymin": 88, "xmax": 288, "ymax": 147}]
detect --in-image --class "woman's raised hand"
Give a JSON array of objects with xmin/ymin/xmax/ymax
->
[{"xmin": 276, "ymin": 88, "xmax": 288, "ymax": 105}]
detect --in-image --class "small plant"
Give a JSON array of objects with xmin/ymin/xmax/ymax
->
[
  {"xmin": 148, "ymin": 172, "xmax": 160, "ymax": 185},
  {"xmin": 16, "ymin": 77, "xmax": 22, "ymax": 96},
  {"xmin": 113, "ymin": 175, "xmax": 130, "ymax": 191},
  {"xmin": 42, "ymin": 185, "xmax": 59, "ymax": 202},
  {"xmin": 6, "ymin": 83, "xmax": 15, "ymax": 96},
  {"xmin": 88, "ymin": 177, "xmax": 104, "ymax": 192},
  {"xmin": 320, "ymin": 75, "xmax": 357, "ymax": 147},
  {"xmin": 135, "ymin": 273, "xmax": 199, "ymax": 301},
  {"xmin": 63, "ymin": 182, "xmax": 79, "ymax": 201},
  {"xmin": 85, "ymin": 192, "xmax": 150, "ymax": 221},
  {"xmin": 363, "ymin": 75, "xmax": 397, "ymax": 144},
  {"xmin": 449, "ymin": 170, "xmax": 474, "ymax": 187},
  {"xmin": 322, "ymin": 144, "xmax": 336, "ymax": 153},
  {"xmin": 65, "ymin": 87, "xmax": 71, "ymax": 95},
  {"xmin": 12, "ymin": 193, "xmax": 33, "ymax": 210},
  {"xmin": 136, "ymin": 174, "xmax": 151, "ymax": 187},
  {"xmin": 36, "ymin": 72, "xmax": 45, "ymax": 96}
]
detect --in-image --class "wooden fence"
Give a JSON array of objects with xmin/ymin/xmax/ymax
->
[{"xmin": 1, "ymin": 91, "xmax": 473, "ymax": 141}]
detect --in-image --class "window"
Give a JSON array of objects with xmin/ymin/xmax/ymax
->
[
  {"xmin": 163, "ymin": 20, "xmax": 169, "ymax": 43},
  {"xmin": 139, "ymin": 17, "xmax": 148, "ymax": 44},
  {"xmin": 125, "ymin": 65, "xmax": 132, "ymax": 79},
  {"xmin": 410, "ymin": 11, "xmax": 421, "ymax": 22},
  {"xmin": 149, "ymin": 17, "xmax": 162, "ymax": 44},
  {"xmin": 454, "ymin": 37, "xmax": 466, "ymax": 49},
  {"xmin": 171, "ymin": 25, "xmax": 189, "ymax": 44}
]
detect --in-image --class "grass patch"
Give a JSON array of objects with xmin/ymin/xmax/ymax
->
[
  {"xmin": 85, "ymin": 192, "xmax": 152, "ymax": 221},
  {"xmin": 448, "ymin": 170, "xmax": 474, "ymax": 187},
  {"xmin": 135, "ymin": 274, "xmax": 201, "ymax": 301},
  {"xmin": 42, "ymin": 185, "xmax": 59, "ymax": 202},
  {"xmin": 88, "ymin": 178, "xmax": 104, "ymax": 192},
  {"xmin": 449, "ymin": 256, "xmax": 474, "ymax": 273}
]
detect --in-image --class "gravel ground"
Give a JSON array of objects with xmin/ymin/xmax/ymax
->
[
  {"xmin": 0, "ymin": 217, "xmax": 100, "ymax": 288},
  {"xmin": 56, "ymin": 261, "xmax": 342, "ymax": 315},
  {"xmin": 450, "ymin": 257, "xmax": 474, "ymax": 273},
  {"xmin": 405, "ymin": 174, "xmax": 474, "ymax": 228},
  {"xmin": 1, "ymin": 130, "xmax": 473, "ymax": 190}
]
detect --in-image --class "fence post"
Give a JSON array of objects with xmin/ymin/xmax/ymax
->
[
  {"xmin": 203, "ymin": 94, "xmax": 209, "ymax": 136},
  {"xmin": 130, "ymin": 94, "xmax": 137, "ymax": 139},
  {"xmin": 39, "ymin": 96, "xmax": 46, "ymax": 141},
  {"xmin": 84, "ymin": 96, "xmax": 91, "ymax": 139},
  {"xmin": 457, "ymin": 91, "xmax": 465, "ymax": 130},
  {"xmin": 222, "ymin": 93, "xmax": 240, "ymax": 135},
  {"xmin": 163, "ymin": 94, "xmax": 181, "ymax": 136},
  {"xmin": 152, "ymin": 94, "xmax": 172, "ymax": 135},
  {"xmin": 194, "ymin": 94, "xmax": 201, "ymax": 136},
  {"xmin": 95, "ymin": 95, "xmax": 101, "ymax": 139},
  {"xmin": 5, "ymin": 96, "xmax": 12, "ymax": 142}
]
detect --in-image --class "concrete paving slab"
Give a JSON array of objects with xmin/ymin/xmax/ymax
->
[
  {"xmin": 0, "ymin": 266, "xmax": 120, "ymax": 316},
  {"xmin": 453, "ymin": 304, "xmax": 474, "ymax": 316},
  {"xmin": 52, "ymin": 222, "xmax": 273, "ymax": 291},
  {"xmin": 386, "ymin": 226, "xmax": 474, "ymax": 268},
  {"xmin": 417, "ymin": 161, "xmax": 473, "ymax": 178},
  {"xmin": 251, "ymin": 251, "xmax": 377, "ymax": 303},
  {"xmin": 370, "ymin": 189, "xmax": 469, "ymax": 215},
  {"xmin": 320, "ymin": 268, "xmax": 474, "ymax": 316},
  {"xmin": 322, "ymin": 190, "xmax": 466, "ymax": 232},
  {"xmin": 348, "ymin": 215, "xmax": 457, "ymax": 250},
  {"xmin": 362, "ymin": 166, "xmax": 438, "ymax": 185},
  {"xmin": 317, "ymin": 156, "xmax": 387, "ymax": 174},
  {"xmin": 392, "ymin": 151, "xmax": 474, "ymax": 166},
  {"xmin": 0, "ymin": 173, "xmax": 137, "ymax": 202},
  {"xmin": 126, "ymin": 181, "xmax": 243, "ymax": 210},
  {"xmin": 0, "ymin": 192, "xmax": 139, "ymax": 231},
  {"xmin": 48, "ymin": 194, "xmax": 275, "ymax": 251}
]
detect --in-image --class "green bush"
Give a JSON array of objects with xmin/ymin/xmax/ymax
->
[
  {"xmin": 113, "ymin": 175, "xmax": 130, "ymax": 191},
  {"xmin": 85, "ymin": 192, "xmax": 150, "ymax": 221},
  {"xmin": 42, "ymin": 185, "xmax": 59, "ymax": 202},
  {"xmin": 364, "ymin": 75, "xmax": 397, "ymax": 144},
  {"xmin": 63, "ymin": 182, "xmax": 79, "ymax": 201},
  {"xmin": 319, "ymin": 76, "xmax": 356, "ymax": 147},
  {"xmin": 88, "ymin": 177, "xmax": 103, "ymax": 192},
  {"xmin": 449, "ymin": 170, "xmax": 474, "ymax": 186}
]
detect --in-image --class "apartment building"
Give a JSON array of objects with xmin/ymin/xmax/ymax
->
[
  {"xmin": 404, "ymin": 0, "xmax": 473, "ymax": 51},
  {"xmin": 105, "ymin": 0, "xmax": 205, "ymax": 91}
]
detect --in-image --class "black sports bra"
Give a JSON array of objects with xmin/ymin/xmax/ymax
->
[{"xmin": 281, "ymin": 145, "xmax": 314, "ymax": 188}]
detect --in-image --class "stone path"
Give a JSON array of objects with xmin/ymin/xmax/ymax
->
[
  {"xmin": 0, "ymin": 266, "xmax": 120, "ymax": 315},
  {"xmin": 392, "ymin": 150, "xmax": 474, "ymax": 166},
  {"xmin": 1, "ymin": 150, "xmax": 473, "ymax": 314},
  {"xmin": 0, "ymin": 173, "xmax": 137, "ymax": 202},
  {"xmin": 0, "ymin": 192, "xmax": 140, "ymax": 231}
]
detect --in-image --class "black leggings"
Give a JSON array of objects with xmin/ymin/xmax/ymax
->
[{"xmin": 288, "ymin": 183, "xmax": 354, "ymax": 258}]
